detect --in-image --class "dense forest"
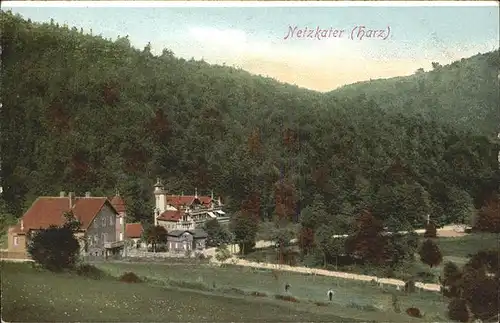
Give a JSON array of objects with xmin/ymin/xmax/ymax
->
[{"xmin": 1, "ymin": 11, "xmax": 499, "ymax": 233}]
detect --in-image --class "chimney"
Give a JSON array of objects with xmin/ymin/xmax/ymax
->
[
  {"xmin": 195, "ymin": 188, "xmax": 198, "ymax": 199},
  {"xmin": 85, "ymin": 191, "xmax": 91, "ymax": 198},
  {"xmin": 211, "ymin": 190, "xmax": 214, "ymax": 200},
  {"xmin": 20, "ymin": 219, "xmax": 24, "ymax": 231},
  {"xmin": 218, "ymin": 196, "xmax": 222, "ymax": 205},
  {"xmin": 60, "ymin": 191, "xmax": 65, "ymax": 197},
  {"xmin": 69, "ymin": 192, "xmax": 75, "ymax": 209}
]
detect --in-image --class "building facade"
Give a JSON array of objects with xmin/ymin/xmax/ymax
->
[
  {"xmin": 7, "ymin": 192, "xmax": 126, "ymax": 258},
  {"xmin": 166, "ymin": 229, "xmax": 208, "ymax": 254},
  {"xmin": 153, "ymin": 178, "xmax": 229, "ymax": 230}
]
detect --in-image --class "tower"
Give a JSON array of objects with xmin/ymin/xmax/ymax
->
[{"xmin": 153, "ymin": 178, "xmax": 166, "ymax": 226}]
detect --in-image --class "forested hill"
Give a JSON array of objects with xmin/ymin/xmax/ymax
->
[
  {"xmin": 1, "ymin": 11, "xmax": 499, "ymax": 231},
  {"xmin": 330, "ymin": 50, "xmax": 500, "ymax": 135}
]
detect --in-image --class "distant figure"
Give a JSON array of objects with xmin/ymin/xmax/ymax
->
[
  {"xmin": 327, "ymin": 289, "xmax": 335, "ymax": 301},
  {"xmin": 285, "ymin": 283, "xmax": 291, "ymax": 293}
]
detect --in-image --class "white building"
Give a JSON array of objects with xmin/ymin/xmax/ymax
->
[{"xmin": 153, "ymin": 178, "xmax": 229, "ymax": 230}]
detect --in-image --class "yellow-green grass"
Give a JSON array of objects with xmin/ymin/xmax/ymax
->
[
  {"xmin": 1, "ymin": 262, "xmax": 357, "ymax": 322},
  {"xmin": 96, "ymin": 261, "xmax": 449, "ymax": 321}
]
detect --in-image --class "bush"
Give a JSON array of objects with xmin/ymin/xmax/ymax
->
[
  {"xmin": 447, "ymin": 298, "xmax": 469, "ymax": 322},
  {"xmin": 76, "ymin": 264, "xmax": 108, "ymax": 280},
  {"xmin": 274, "ymin": 294, "xmax": 299, "ymax": 303},
  {"xmin": 406, "ymin": 307, "xmax": 422, "ymax": 318},
  {"xmin": 119, "ymin": 272, "xmax": 142, "ymax": 283},
  {"xmin": 27, "ymin": 226, "xmax": 80, "ymax": 272}
]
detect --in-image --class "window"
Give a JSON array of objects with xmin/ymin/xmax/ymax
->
[
  {"xmin": 119, "ymin": 217, "xmax": 123, "ymax": 225},
  {"xmin": 119, "ymin": 233, "xmax": 124, "ymax": 241},
  {"xmin": 13, "ymin": 236, "xmax": 19, "ymax": 246},
  {"xmin": 103, "ymin": 233, "xmax": 108, "ymax": 243},
  {"xmin": 110, "ymin": 216, "xmax": 114, "ymax": 225},
  {"xmin": 102, "ymin": 216, "xmax": 106, "ymax": 226}
]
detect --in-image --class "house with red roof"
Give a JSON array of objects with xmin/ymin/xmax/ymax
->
[
  {"xmin": 153, "ymin": 178, "xmax": 229, "ymax": 231},
  {"xmin": 7, "ymin": 191, "xmax": 126, "ymax": 258},
  {"xmin": 125, "ymin": 222, "xmax": 145, "ymax": 249}
]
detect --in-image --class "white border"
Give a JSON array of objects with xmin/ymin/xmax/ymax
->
[{"xmin": 2, "ymin": 1, "xmax": 499, "ymax": 8}]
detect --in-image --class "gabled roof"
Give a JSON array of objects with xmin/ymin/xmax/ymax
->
[
  {"xmin": 110, "ymin": 194, "xmax": 126, "ymax": 213},
  {"xmin": 167, "ymin": 229, "xmax": 208, "ymax": 238},
  {"xmin": 17, "ymin": 196, "xmax": 117, "ymax": 233},
  {"xmin": 126, "ymin": 223, "xmax": 143, "ymax": 238},
  {"xmin": 157, "ymin": 210, "xmax": 183, "ymax": 221},
  {"xmin": 166, "ymin": 195, "xmax": 212, "ymax": 207}
]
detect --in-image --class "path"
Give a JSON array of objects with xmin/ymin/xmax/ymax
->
[{"xmin": 209, "ymin": 256, "xmax": 441, "ymax": 292}]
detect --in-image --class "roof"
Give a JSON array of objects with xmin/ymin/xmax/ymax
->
[
  {"xmin": 110, "ymin": 194, "xmax": 126, "ymax": 213},
  {"xmin": 126, "ymin": 223, "xmax": 143, "ymax": 238},
  {"xmin": 167, "ymin": 229, "xmax": 208, "ymax": 238},
  {"xmin": 166, "ymin": 195, "xmax": 212, "ymax": 207},
  {"xmin": 157, "ymin": 210, "xmax": 183, "ymax": 221},
  {"xmin": 17, "ymin": 196, "xmax": 117, "ymax": 233}
]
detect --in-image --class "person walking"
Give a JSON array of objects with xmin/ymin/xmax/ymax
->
[
  {"xmin": 327, "ymin": 289, "xmax": 335, "ymax": 301},
  {"xmin": 285, "ymin": 283, "xmax": 291, "ymax": 293}
]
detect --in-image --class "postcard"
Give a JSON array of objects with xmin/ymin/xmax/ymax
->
[{"xmin": 1, "ymin": 1, "xmax": 499, "ymax": 322}]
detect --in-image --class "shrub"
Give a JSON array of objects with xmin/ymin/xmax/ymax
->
[
  {"xmin": 447, "ymin": 298, "xmax": 469, "ymax": 322},
  {"xmin": 76, "ymin": 264, "xmax": 108, "ymax": 280},
  {"xmin": 119, "ymin": 272, "xmax": 142, "ymax": 283},
  {"xmin": 274, "ymin": 294, "xmax": 299, "ymax": 303},
  {"xmin": 27, "ymin": 226, "xmax": 80, "ymax": 272},
  {"xmin": 406, "ymin": 307, "xmax": 422, "ymax": 318},
  {"xmin": 215, "ymin": 245, "xmax": 231, "ymax": 262},
  {"xmin": 250, "ymin": 291, "xmax": 267, "ymax": 297}
]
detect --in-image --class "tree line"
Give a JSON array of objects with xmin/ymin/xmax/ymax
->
[{"xmin": 1, "ymin": 10, "xmax": 499, "ymax": 239}]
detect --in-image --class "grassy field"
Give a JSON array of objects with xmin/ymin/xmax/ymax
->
[
  {"xmin": 436, "ymin": 233, "xmax": 499, "ymax": 258},
  {"xmin": 95, "ymin": 261, "xmax": 448, "ymax": 321},
  {"xmin": 2, "ymin": 262, "xmax": 362, "ymax": 322}
]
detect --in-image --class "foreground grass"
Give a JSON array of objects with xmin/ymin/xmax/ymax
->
[
  {"xmin": 96, "ymin": 261, "xmax": 448, "ymax": 321},
  {"xmin": 1, "ymin": 262, "xmax": 363, "ymax": 322}
]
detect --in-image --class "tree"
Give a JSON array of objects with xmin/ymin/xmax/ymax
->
[
  {"xmin": 441, "ymin": 261, "xmax": 463, "ymax": 297},
  {"xmin": 423, "ymin": 221, "xmax": 437, "ymax": 238},
  {"xmin": 297, "ymin": 226, "xmax": 314, "ymax": 255},
  {"xmin": 419, "ymin": 239, "xmax": 443, "ymax": 268},
  {"xmin": 143, "ymin": 225, "xmax": 168, "ymax": 252},
  {"xmin": 447, "ymin": 298, "xmax": 469, "ymax": 322},
  {"xmin": 474, "ymin": 194, "xmax": 500, "ymax": 233},
  {"xmin": 230, "ymin": 212, "xmax": 258, "ymax": 255},
  {"xmin": 345, "ymin": 210, "xmax": 389, "ymax": 264},
  {"xmin": 27, "ymin": 225, "xmax": 80, "ymax": 272},
  {"xmin": 203, "ymin": 219, "xmax": 231, "ymax": 247}
]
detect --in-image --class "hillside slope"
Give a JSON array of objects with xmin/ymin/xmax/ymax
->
[
  {"xmin": 1, "ymin": 11, "xmax": 498, "ymax": 230},
  {"xmin": 330, "ymin": 51, "xmax": 500, "ymax": 135}
]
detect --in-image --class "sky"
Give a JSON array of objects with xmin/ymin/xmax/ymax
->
[{"xmin": 4, "ymin": 2, "xmax": 499, "ymax": 92}]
